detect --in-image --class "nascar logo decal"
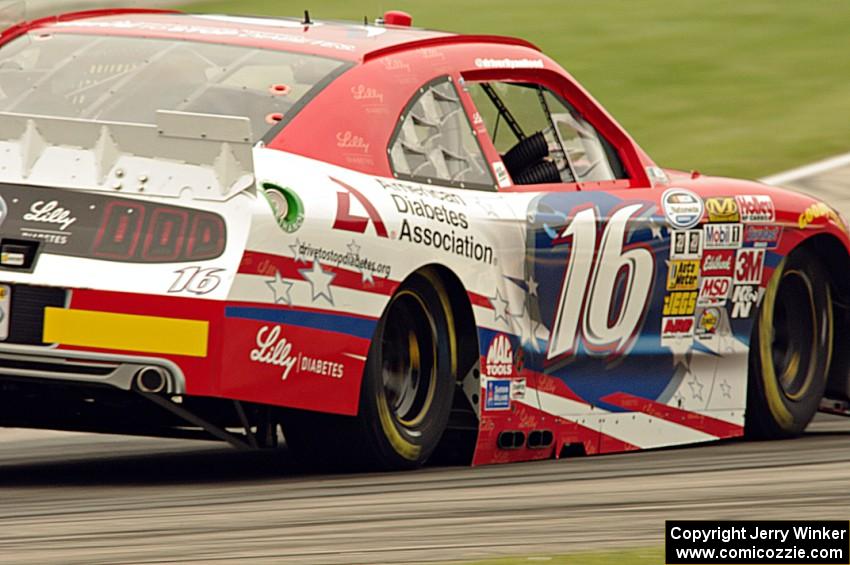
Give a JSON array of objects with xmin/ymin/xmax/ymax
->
[{"xmin": 662, "ymin": 188, "xmax": 704, "ymax": 229}]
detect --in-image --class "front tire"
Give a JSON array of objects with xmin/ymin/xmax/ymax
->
[
  {"xmin": 282, "ymin": 270, "xmax": 456, "ymax": 470},
  {"xmin": 746, "ymin": 249, "xmax": 833, "ymax": 438}
]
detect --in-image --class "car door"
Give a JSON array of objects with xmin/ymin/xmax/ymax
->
[{"xmin": 457, "ymin": 74, "xmax": 736, "ymax": 451}]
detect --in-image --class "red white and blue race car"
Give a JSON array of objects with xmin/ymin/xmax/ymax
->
[{"xmin": 0, "ymin": 8, "xmax": 847, "ymax": 469}]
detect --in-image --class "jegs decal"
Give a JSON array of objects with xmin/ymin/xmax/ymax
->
[
  {"xmin": 663, "ymin": 291, "xmax": 697, "ymax": 316},
  {"xmin": 547, "ymin": 204, "xmax": 654, "ymax": 360}
]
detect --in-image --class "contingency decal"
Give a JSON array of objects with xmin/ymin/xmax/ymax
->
[{"xmin": 262, "ymin": 182, "xmax": 305, "ymax": 234}]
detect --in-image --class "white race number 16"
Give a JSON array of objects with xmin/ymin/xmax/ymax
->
[{"xmin": 547, "ymin": 204, "xmax": 654, "ymax": 360}]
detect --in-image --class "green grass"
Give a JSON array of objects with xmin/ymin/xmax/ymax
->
[
  {"xmin": 177, "ymin": 0, "xmax": 850, "ymax": 180},
  {"xmin": 461, "ymin": 547, "xmax": 664, "ymax": 564}
]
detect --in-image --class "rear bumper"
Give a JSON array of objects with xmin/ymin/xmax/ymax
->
[{"xmin": 0, "ymin": 344, "xmax": 186, "ymax": 393}]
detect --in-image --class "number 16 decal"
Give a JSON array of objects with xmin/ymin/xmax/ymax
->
[{"xmin": 547, "ymin": 204, "xmax": 655, "ymax": 360}]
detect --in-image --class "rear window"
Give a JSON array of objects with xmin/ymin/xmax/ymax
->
[{"xmin": 0, "ymin": 32, "xmax": 348, "ymax": 140}]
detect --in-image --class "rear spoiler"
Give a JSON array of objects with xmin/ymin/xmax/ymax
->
[{"xmin": 0, "ymin": 111, "xmax": 255, "ymax": 200}]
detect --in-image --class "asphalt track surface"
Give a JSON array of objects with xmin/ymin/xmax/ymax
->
[{"xmin": 0, "ymin": 415, "xmax": 847, "ymax": 564}]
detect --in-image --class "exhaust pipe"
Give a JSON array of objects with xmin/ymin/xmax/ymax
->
[{"xmin": 134, "ymin": 366, "xmax": 168, "ymax": 394}]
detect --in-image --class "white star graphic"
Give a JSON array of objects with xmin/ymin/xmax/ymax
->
[
  {"xmin": 347, "ymin": 239, "xmax": 361, "ymax": 256},
  {"xmin": 649, "ymin": 218, "xmax": 665, "ymax": 240},
  {"xmin": 299, "ymin": 261, "xmax": 336, "ymax": 305},
  {"xmin": 489, "ymin": 288, "xmax": 511, "ymax": 326},
  {"xmin": 688, "ymin": 374, "xmax": 705, "ymax": 401},
  {"xmin": 527, "ymin": 276, "xmax": 539, "ymax": 297},
  {"xmin": 477, "ymin": 198, "xmax": 498, "ymax": 218},
  {"xmin": 361, "ymin": 268, "xmax": 375, "ymax": 286},
  {"xmin": 719, "ymin": 379, "xmax": 732, "ymax": 399},
  {"xmin": 289, "ymin": 238, "xmax": 307, "ymax": 263},
  {"xmin": 510, "ymin": 303, "xmax": 541, "ymax": 353},
  {"xmin": 265, "ymin": 270, "xmax": 293, "ymax": 305}
]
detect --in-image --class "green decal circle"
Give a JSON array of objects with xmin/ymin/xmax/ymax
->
[{"xmin": 262, "ymin": 182, "xmax": 304, "ymax": 234}]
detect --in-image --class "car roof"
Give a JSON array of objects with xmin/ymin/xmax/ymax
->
[{"xmin": 3, "ymin": 9, "xmax": 539, "ymax": 62}]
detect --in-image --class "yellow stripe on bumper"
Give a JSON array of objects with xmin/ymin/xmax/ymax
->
[{"xmin": 43, "ymin": 308, "xmax": 209, "ymax": 358}]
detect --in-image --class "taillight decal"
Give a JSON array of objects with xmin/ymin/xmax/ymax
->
[
  {"xmin": 142, "ymin": 208, "xmax": 189, "ymax": 261},
  {"xmin": 186, "ymin": 213, "xmax": 226, "ymax": 261},
  {"xmin": 92, "ymin": 201, "xmax": 146, "ymax": 260}
]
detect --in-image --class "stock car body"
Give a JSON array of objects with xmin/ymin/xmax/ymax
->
[{"xmin": 0, "ymin": 8, "xmax": 848, "ymax": 469}]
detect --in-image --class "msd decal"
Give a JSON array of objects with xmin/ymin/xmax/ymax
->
[
  {"xmin": 485, "ymin": 334, "xmax": 514, "ymax": 377},
  {"xmin": 700, "ymin": 250, "xmax": 735, "ymax": 277},
  {"xmin": 734, "ymin": 249, "xmax": 765, "ymax": 285},
  {"xmin": 698, "ymin": 276, "xmax": 731, "ymax": 306},
  {"xmin": 330, "ymin": 177, "xmax": 389, "ymax": 238},
  {"xmin": 736, "ymin": 195, "xmax": 775, "ymax": 223}
]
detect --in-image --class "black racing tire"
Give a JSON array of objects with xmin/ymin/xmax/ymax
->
[
  {"xmin": 746, "ymin": 249, "xmax": 833, "ymax": 438},
  {"xmin": 282, "ymin": 270, "xmax": 457, "ymax": 470}
]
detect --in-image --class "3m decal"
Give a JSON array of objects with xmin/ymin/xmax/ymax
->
[
  {"xmin": 731, "ymin": 284, "xmax": 760, "ymax": 319},
  {"xmin": 798, "ymin": 202, "xmax": 842, "ymax": 229},
  {"xmin": 485, "ymin": 334, "xmax": 514, "ymax": 377},
  {"xmin": 743, "ymin": 224, "xmax": 781, "ymax": 248},
  {"xmin": 670, "ymin": 229, "xmax": 702, "ymax": 259},
  {"xmin": 169, "ymin": 267, "xmax": 225, "ymax": 295},
  {"xmin": 663, "ymin": 291, "xmax": 697, "ymax": 316},
  {"xmin": 485, "ymin": 379, "xmax": 511, "ymax": 410},
  {"xmin": 250, "ymin": 325, "xmax": 297, "ymax": 380},
  {"xmin": 330, "ymin": 177, "xmax": 389, "ymax": 238},
  {"xmin": 698, "ymin": 276, "xmax": 731, "ymax": 306},
  {"xmin": 662, "ymin": 189, "xmax": 704, "ymax": 229},
  {"xmin": 705, "ymin": 197, "xmax": 739, "ymax": 223},
  {"xmin": 667, "ymin": 260, "xmax": 700, "ymax": 291},
  {"xmin": 736, "ymin": 195, "xmax": 775, "ymax": 223},
  {"xmin": 700, "ymin": 250, "xmax": 735, "ymax": 277},
  {"xmin": 547, "ymin": 205, "xmax": 654, "ymax": 360},
  {"xmin": 734, "ymin": 249, "xmax": 765, "ymax": 284},
  {"xmin": 703, "ymin": 223, "xmax": 742, "ymax": 249},
  {"xmin": 262, "ymin": 183, "xmax": 304, "ymax": 233}
]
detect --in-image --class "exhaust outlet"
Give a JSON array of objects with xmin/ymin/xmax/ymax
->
[{"xmin": 135, "ymin": 366, "xmax": 168, "ymax": 394}]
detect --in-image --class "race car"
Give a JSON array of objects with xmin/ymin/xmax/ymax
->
[{"xmin": 0, "ymin": 8, "xmax": 848, "ymax": 470}]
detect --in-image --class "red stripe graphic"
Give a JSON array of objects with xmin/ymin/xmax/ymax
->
[{"xmin": 600, "ymin": 392, "xmax": 743, "ymax": 438}]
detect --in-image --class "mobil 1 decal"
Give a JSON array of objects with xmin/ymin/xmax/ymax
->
[{"xmin": 523, "ymin": 191, "xmax": 687, "ymax": 410}]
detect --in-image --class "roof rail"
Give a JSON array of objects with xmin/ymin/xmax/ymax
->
[
  {"xmin": 362, "ymin": 34, "xmax": 540, "ymax": 62},
  {"xmin": 1, "ymin": 8, "xmax": 181, "ymax": 45}
]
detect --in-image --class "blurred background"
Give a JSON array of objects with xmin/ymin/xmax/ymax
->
[{"xmin": 12, "ymin": 0, "xmax": 850, "ymax": 182}]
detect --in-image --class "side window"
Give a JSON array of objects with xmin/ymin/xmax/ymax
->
[
  {"xmin": 468, "ymin": 81, "xmax": 627, "ymax": 185},
  {"xmin": 389, "ymin": 77, "xmax": 494, "ymax": 190}
]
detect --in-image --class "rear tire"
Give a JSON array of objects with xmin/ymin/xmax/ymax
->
[
  {"xmin": 746, "ymin": 249, "xmax": 833, "ymax": 438},
  {"xmin": 282, "ymin": 270, "xmax": 456, "ymax": 470}
]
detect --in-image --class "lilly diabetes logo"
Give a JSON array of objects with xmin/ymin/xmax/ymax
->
[{"xmin": 485, "ymin": 379, "xmax": 511, "ymax": 411}]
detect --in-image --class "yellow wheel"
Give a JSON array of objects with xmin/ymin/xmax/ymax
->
[
  {"xmin": 747, "ymin": 250, "xmax": 833, "ymax": 438},
  {"xmin": 282, "ymin": 270, "xmax": 456, "ymax": 470}
]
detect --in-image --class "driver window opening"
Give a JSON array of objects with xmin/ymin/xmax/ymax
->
[{"xmin": 467, "ymin": 81, "xmax": 628, "ymax": 185}]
